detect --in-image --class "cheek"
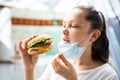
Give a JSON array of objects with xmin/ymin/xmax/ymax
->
[{"xmin": 69, "ymin": 29, "xmax": 80, "ymax": 42}]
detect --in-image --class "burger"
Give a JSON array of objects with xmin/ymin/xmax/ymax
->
[{"xmin": 27, "ymin": 34, "xmax": 53, "ymax": 55}]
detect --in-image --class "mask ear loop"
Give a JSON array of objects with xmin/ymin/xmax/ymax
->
[{"xmin": 78, "ymin": 32, "xmax": 94, "ymax": 47}]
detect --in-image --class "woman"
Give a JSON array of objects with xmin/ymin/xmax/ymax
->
[{"xmin": 19, "ymin": 6, "xmax": 119, "ymax": 80}]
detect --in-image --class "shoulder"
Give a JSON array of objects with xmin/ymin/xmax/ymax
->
[
  {"xmin": 94, "ymin": 63, "xmax": 119, "ymax": 80},
  {"xmin": 101, "ymin": 63, "xmax": 117, "ymax": 74},
  {"xmin": 76, "ymin": 63, "xmax": 119, "ymax": 80}
]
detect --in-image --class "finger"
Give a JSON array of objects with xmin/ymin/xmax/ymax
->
[
  {"xmin": 59, "ymin": 53, "xmax": 70, "ymax": 66},
  {"xmin": 52, "ymin": 57, "xmax": 64, "ymax": 73},
  {"xmin": 19, "ymin": 40, "xmax": 24, "ymax": 52},
  {"xmin": 24, "ymin": 35, "xmax": 38, "ymax": 47},
  {"xmin": 23, "ymin": 35, "xmax": 38, "ymax": 49},
  {"xmin": 51, "ymin": 58, "xmax": 58, "ymax": 73},
  {"xmin": 18, "ymin": 40, "xmax": 28, "ymax": 56}
]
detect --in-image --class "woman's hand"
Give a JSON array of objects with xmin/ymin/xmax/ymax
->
[
  {"xmin": 51, "ymin": 54, "xmax": 78, "ymax": 80},
  {"xmin": 19, "ymin": 35, "xmax": 39, "ymax": 70}
]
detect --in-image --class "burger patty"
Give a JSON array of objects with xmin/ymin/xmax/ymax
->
[{"xmin": 32, "ymin": 40, "xmax": 52, "ymax": 47}]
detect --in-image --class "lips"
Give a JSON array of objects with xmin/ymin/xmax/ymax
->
[{"xmin": 63, "ymin": 38, "xmax": 70, "ymax": 43}]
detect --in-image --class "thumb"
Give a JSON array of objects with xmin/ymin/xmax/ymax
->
[{"xmin": 58, "ymin": 53, "xmax": 70, "ymax": 66}]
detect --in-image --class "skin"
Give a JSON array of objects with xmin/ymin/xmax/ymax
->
[{"xmin": 19, "ymin": 8, "xmax": 102, "ymax": 80}]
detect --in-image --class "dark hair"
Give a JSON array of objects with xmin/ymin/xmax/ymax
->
[{"xmin": 74, "ymin": 6, "xmax": 109, "ymax": 63}]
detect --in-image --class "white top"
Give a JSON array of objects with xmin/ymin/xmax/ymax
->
[{"xmin": 37, "ymin": 63, "xmax": 119, "ymax": 80}]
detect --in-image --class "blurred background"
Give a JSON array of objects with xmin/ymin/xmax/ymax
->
[{"xmin": 0, "ymin": 0, "xmax": 120, "ymax": 80}]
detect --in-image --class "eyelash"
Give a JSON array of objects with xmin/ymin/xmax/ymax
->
[
  {"xmin": 71, "ymin": 26, "xmax": 78, "ymax": 28},
  {"xmin": 63, "ymin": 25, "xmax": 79, "ymax": 28}
]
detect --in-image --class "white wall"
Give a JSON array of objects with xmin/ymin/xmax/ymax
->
[{"xmin": 11, "ymin": 8, "xmax": 65, "ymax": 20}]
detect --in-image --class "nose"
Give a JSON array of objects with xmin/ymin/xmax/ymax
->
[{"xmin": 63, "ymin": 26, "xmax": 69, "ymax": 35}]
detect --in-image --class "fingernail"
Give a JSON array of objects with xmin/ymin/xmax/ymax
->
[{"xmin": 59, "ymin": 53, "xmax": 63, "ymax": 58}]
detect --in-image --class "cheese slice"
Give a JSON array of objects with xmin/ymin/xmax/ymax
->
[{"xmin": 30, "ymin": 47, "xmax": 50, "ymax": 53}]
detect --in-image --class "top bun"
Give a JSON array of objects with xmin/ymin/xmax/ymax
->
[{"xmin": 28, "ymin": 34, "xmax": 52, "ymax": 47}]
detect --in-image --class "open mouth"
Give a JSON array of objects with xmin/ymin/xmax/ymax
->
[{"xmin": 63, "ymin": 38, "xmax": 70, "ymax": 43}]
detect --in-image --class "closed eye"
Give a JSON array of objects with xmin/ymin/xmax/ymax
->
[{"xmin": 71, "ymin": 26, "xmax": 80, "ymax": 28}]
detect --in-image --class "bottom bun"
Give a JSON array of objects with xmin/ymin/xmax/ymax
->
[{"xmin": 27, "ymin": 44, "xmax": 53, "ymax": 55}]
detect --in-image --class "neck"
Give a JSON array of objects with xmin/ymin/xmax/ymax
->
[{"xmin": 73, "ymin": 45, "xmax": 103, "ymax": 70}]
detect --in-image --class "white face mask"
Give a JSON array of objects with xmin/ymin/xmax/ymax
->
[{"xmin": 58, "ymin": 41, "xmax": 86, "ymax": 60}]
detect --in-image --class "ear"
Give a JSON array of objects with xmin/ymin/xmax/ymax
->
[{"xmin": 90, "ymin": 30, "xmax": 101, "ymax": 42}]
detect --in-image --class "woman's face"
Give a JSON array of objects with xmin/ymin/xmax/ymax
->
[{"xmin": 62, "ymin": 9, "xmax": 91, "ymax": 44}]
